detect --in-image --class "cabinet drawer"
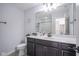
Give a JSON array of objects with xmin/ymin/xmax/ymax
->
[
  {"xmin": 62, "ymin": 50, "xmax": 76, "ymax": 56},
  {"xmin": 35, "ymin": 39, "xmax": 59, "ymax": 48},
  {"xmin": 27, "ymin": 37, "xmax": 35, "ymax": 42},
  {"xmin": 61, "ymin": 43, "xmax": 76, "ymax": 50}
]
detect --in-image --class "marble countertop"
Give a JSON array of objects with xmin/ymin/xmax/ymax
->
[{"xmin": 27, "ymin": 35, "xmax": 76, "ymax": 44}]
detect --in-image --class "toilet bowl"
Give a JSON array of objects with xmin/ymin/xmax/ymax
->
[{"xmin": 16, "ymin": 43, "xmax": 26, "ymax": 56}]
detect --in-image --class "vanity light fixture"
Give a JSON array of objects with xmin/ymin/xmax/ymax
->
[
  {"xmin": 42, "ymin": 3, "xmax": 53, "ymax": 12},
  {"xmin": 42, "ymin": 3, "xmax": 63, "ymax": 12}
]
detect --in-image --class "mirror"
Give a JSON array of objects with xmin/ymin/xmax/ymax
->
[
  {"xmin": 35, "ymin": 11, "xmax": 52, "ymax": 34},
  {"xmin": 35, "ymin": 3, "xmax": 75, "ymax": 35}
]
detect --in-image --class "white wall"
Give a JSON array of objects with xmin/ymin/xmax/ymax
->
[
  {"xmin": 0, "ymin": 4, "xmax": 24, "ymax": 54},
  {"xmin": 24, "ymin": 6, "xmax": 40, "ymax": 34}
]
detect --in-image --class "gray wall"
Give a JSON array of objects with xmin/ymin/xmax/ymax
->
[
  {"xmin": 24, "ymin": 6, "xmax": 40, "ymax": 34},
  {"xmin": 0, "ymin": 4, "xmax": 24, "ymax": 54},
  {"xmin": 76, "ymin": 4, "xmax": 79, "ymax": 46}
]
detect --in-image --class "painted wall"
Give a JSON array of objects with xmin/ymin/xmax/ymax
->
[
  {"xmin": 0, "ymin": 4, "xmax": 24, "ymax": 54},
  {"xmin": 24, "ymin": 6, "xmax": 40, "ymax": 34},
  {"xmin": 76, "ymin": 4, "xmax": 79, "ymax": 47}
]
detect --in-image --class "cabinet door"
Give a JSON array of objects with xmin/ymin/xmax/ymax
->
[
  {"xmin": 46, "ymin": 47, "xmax": 62, "ymax": 56},
  {"xmin": 27, "ymin": 42, "xmax": 35, "ymax": 56},
  {"xmin": 36, "ymin": 44, "xmax": 47, "ymax": 56},
  {"xmin": 62, "ymin": 50, "xmax": 76, "ymax": 56}
]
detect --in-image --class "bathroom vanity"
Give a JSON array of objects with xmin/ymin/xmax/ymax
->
[{"xmin": 27, "ymin": 35, "xmax": 76, "ymax": 56}]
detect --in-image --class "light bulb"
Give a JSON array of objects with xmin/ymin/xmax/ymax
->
[{"xmin": 41, "ymin": 3, "xmax": 63, "ymax": 12}]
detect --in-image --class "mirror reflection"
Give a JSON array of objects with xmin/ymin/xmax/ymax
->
[{"xmin": 35, "ymin": 3, "xmax": 74, "ymax": 35}]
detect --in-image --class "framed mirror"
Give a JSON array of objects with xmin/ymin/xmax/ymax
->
[{"xmin": 35, "ymin": 3, "xmax": 75, "ymax": 35}]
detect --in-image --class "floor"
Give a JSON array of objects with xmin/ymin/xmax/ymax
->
[{"xmin": 9, "ymin": 47, "xmax": 27, "ymax": 56}]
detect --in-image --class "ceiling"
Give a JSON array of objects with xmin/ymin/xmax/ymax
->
[
  {"xmin": 12, "ymin": 3, "xmax": 41, "ymax": 11},
  {"xmin": 12, "ymin": 3, "xmax": 72, "ymax": 11}
]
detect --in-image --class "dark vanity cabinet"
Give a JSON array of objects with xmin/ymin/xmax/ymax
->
[
  {"xmin": 27, "ymin": 37, "xmax": 76, "ymax": 56},
  {"xmin": 36, "ymin": 44, "xmax": 61, "ymax": 56},
  {"xmin": 46, "ymin": 46, "xmax": 62, "ymax": 56},
  {"xmin": 27, "ymin": 38, "xmax": 35, "ymax": 56},
  {"xmin": 36, "ymin": 44, "xmax": 47, "ymax": 56},
  {"xmin": 62, "ymin": 50, "xmax": 75, "ymax": 56},
  {"xmin": 61, "ymin": 43, "xmax": 76, "ymax": 56},
  {"xmin": 35, "ymin": 39, "xmax": 62, "ymax": 56}
]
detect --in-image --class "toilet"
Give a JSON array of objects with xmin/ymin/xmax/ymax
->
[{"xmin": 16, "ymin": 43, "xmax": 26, "ymax": 56}]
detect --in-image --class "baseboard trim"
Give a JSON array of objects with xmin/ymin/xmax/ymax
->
[{"xmin": 1, "ymin": 50, "xmax": 15, "ymax": 56}]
